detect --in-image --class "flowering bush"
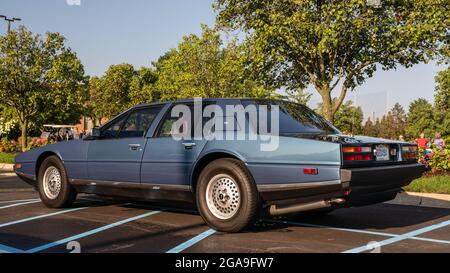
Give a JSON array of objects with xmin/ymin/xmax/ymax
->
[
  {"xmin": 419, "ymin": 146, "xmax": 450, "ymax": 173},
  {"xmin": 26, "ymin": 137, "xmax": 52, "ymax": 150},
  {"xmin": 0, "ymin": 137, "xmax": 52, "ymax": 153},
  {"xmin": 0, "ymin": 138, "xmax": 19, "ymax": 153},
  {"xmin": 428, "ymin": 146, "xmax": 450, "ymax": 173},
  {"xmin": 0, "ymin": 117, "xmax": 18, "ymax": 136}
]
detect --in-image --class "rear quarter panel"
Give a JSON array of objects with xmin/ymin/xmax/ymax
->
[{"xmin": 201, "ymin": 136, "xmax": 342, "ymax": 185}]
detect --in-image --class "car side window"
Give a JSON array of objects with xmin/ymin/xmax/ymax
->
[
  {"xmin": 101, "ymin": 115, "xmax": 127, "ymax": 139},
  {"xmin": 118, "ymin": 107, "xmax": 162, "ymax": 138},
  {"xmin": 158, "ymin": 106, "xmax": 192, "ymax": 138},
  {"xmin": 157, "ymin": 103, "xmax": 214, "ymax": 138}
]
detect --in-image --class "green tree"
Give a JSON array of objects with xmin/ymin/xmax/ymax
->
[
  {"xmin": 129, "ymin": 67, "xmax": 159, "ymax": 106},
  {"xmin": 363, "ymin": 117, "xmax": 378, "ymax": 137},
  {"xmin": 316, "ymin": 99, "xmax": 363, "ymax": 135},
  {"xmin": 153, "ymin": 25, "xmax": 273, "ymax": 100},
  {"xmin": 0, "ymin": 26, "xmax": 87, "ymax": 151},
  {"xmin": 88, "ymin": 65, "xmax": 158, "ymax": 120},
  {"xmin": 406, "ymin": 98, "xmax": 435, "ymax": 138},
  {"xmin": 378, "ymin": 114, "xmax": 396, "ymax": 139},
  {"xmin": 86, "ymin": 76, "xmax": 104, "ymax": 121},
  {"xmin": 379, "ymin": 103, "xmax": 407, "ymax": 140},
  {"xmin": 215, "ymin": 0, "xmax": 449, "ymax": 121},
  {"xmin": 333, "ymin": 100, "xmax": 363, "ymax": 135},
  {"xmin": 434, "ymin": 68, "xmax": 450, "ymax": 136},
  {"xmin": 98, "ymin": 63, "xmax": 135, "ymax": 118},
  {"xmin": 89, "ymin": 64, "xmax": 131, "ymax": 120}
]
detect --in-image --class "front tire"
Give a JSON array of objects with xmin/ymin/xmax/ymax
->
[
  {"xmin": 196, "ymin": 158, "xmax": 260, "ymax": 232},
  {"xmin": 38, "ymin": 156, "xmax": 77, "ymax": 208}
]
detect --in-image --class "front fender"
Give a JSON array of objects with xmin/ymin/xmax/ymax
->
[{"xmin": 15, "ymin": 140, "xmax": 90, "ymax": 180}]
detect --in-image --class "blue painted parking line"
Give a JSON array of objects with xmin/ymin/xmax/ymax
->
[
  {"xmin": 0, "ymin": 198, "xmax": 40, "ymax": 205},
  {"xmin": 267, "ymin": 219, "xmax": 450, "ymax": 245},
  {"xmin": 0, "ymin": 244, "xmax": 25, "ymax": 254},
  {"xmin": 343, "ymin": 219, "xmax": 450, "ymax": 253},
  {"xmin": 0, "ymin": 200, "xmax": 41, "ymax": 210},
  {"xmin": 166, "ymin": 228, "xmax": 216, "ymax": 253},
  {"xmin": 25, "ymin": 210, "xmax": 162, "ymax": 253},
  {"xmin": 0, "ymin": 207, "xmax": 89, "ymax": 228}
]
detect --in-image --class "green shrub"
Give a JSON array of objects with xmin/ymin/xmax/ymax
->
[
  {"xmin": 428, "ymin": 146, "xmax": 450, "ymax": 173},
  {"xmin": 0, "ymin": 138, "xmax": 18, "ymax": 153},
  {"xmin": 0, "ymin": 152, "xmax": 15, "ymax": 164},
  {"xmin": 25, "ymin": 137, "xmax": 52, "ymax": 151}
]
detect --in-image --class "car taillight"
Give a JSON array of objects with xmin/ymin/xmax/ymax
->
[
  {"xmin": 402, "ymin": 146, "xmax": 418, "ymax": 160},
  {"xmin": 344, "ymin": 155, "xmax": 373, "ymax": 161},
  {"xmin": 342, "ymin": 147, "xmax": 372, "ymax": 153},
  {"xmin": 343, "ymin": 146, "xmax": 373, "ymax": 161}
]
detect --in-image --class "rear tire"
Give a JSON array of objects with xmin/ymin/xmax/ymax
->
[
  {"xmin": 38, "ymin": 155, "xmax": 77, "ymax": 208},
  {"xmin": 196, "ymin": 158, "xmax": 260, "ymax": 232}
]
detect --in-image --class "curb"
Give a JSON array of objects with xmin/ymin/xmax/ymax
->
[
  {"xmin": 0, "ymin": 164, "xmax": 14, "ymax": 172},
  {"xmin": 405, "ymin": 192, "xmax": 450, "ymax": 202},
  {"xmin": 387, "ymin": 192, "xmax": 450, "ymax": 209},
  {"xmin": 0, "ymin": 173, "xmax": 16, "ymax": 177}
]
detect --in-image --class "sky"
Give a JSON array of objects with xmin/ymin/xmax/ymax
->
[{"xmin": 0, "ymin": 0, "xmax": 446, "ymax": 119}]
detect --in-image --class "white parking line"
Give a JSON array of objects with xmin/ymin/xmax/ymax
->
[
  {"xmin": 0, "ymin": 206, "xmax": 91, "ymax": 228},
  {"xmin": 267, "ymin": 219, "xmax": 450, "ymax": 245},
  {"xmin": 343, "ymin": 219, "xmax": 450, "ymax": 253},
  {"xmin": 0, "ymin": 198, "xmax": 40, "ymax": 204},
  {"xmin": 126, "ymin": 205, "xmax": 450, "ymax": 248},
  {"xmin": 0, "ymin": 200, "xmax": 41, "ymax": 210},
  {"xmin": 26, "ymin": 210, "xmax": 163, "ymax": 253}
]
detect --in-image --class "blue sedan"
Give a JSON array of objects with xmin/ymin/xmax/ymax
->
[{"xmin": 14, "ymin": 98, "xmax": 424, "ymax": 232}]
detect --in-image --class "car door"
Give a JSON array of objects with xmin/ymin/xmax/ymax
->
[
  {"xmin": 87, "ymin": 106, "xmax": 162, "ymax": 183},
  {"xmin": 141, "ymin": 103, "xmax": 211, "ymax": 186}
]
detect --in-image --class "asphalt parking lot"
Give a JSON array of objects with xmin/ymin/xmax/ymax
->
[{"xmin": 0, "ymin": 174, "xmax": 449, "ymax": 253}]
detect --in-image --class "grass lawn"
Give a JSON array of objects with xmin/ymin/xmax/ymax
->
[
  {"xmin": 404, "ymin": 175, "xmax": 450, "ymax": 194},
  {"xmin": 0, "ymin": 152, "xmax": 16, "ymax": 164}
]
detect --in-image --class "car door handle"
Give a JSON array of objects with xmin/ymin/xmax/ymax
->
[
  {"xmin": 183, "ymin": 143, "xmax": 196, "ymax": 150},
  {"xmin": 129, "ymin": 144, "xmax": 141, "ymax": 151}
]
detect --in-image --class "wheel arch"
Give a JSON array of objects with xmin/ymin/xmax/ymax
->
[
  {"xmin": 190, "ymin": 150, "xmax": 250, "ymax": 192},
  {"xmin": 35, "ymin": 151, "xmax": 63, "ymax": 178}
]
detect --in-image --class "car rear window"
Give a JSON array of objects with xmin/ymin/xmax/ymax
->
[{"xmin": 241, "ymin": 99, "xmax": 340, "ymax": 135}]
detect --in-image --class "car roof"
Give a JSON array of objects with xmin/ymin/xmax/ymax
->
[
  {"xmin": 131, "ymin": 98, "xmax": 286, "ymax": 109},
  {"xmin": 132, "ymin": 98, "xmax": 226, "ymax": 108}
]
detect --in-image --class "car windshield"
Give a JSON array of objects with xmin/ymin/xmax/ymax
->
[{"xmin": 241, "ymin": 99, "xmax": 340, "ymax": 135}]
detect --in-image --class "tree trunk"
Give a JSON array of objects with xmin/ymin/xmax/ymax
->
[
  {"xmin": 21, "ymin": 118, "xmax": 28, "ymax": 152},
  {"xmin": 320, "ymin": 89, "xmax": 334, "ymax": 123}
]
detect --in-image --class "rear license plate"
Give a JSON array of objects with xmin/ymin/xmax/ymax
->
[{"xmin": 375, "ymin": 145, "xmax": 390, "ymax": 161}]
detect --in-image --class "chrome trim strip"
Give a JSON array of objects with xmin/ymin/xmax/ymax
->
[
  {"xmin": 257, "ymin": 180, "xmax": 341, "ymax": 192},
  {"xmin": 69, "ymin": 179, "xmax": 191, "ymax": 192}
]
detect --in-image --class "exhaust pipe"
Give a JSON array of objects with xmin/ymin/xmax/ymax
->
[{"xmin": 269, "ymin": 198, "xmax": 346, "ymax": 216}]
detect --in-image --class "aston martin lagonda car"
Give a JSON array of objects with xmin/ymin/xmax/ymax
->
[{"xmin": 15, "ymin": 99, "xmax": 425, "ymax": 232}]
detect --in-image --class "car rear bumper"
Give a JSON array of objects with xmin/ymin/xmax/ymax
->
[
  {"xmin": 342, "ymin": 163, "xmax": 425, "ymax": 206},
  {"xmin": 258, "ymin": 163, "xmax": 425, "ymax": 209},
  {"xmin": 258, "ymin": 180, "xmax": 348, "ymax": 207}
]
